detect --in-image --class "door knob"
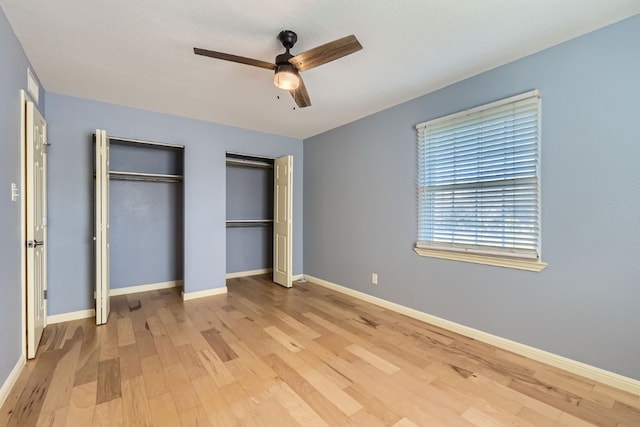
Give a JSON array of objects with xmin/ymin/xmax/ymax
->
[{"xmin": 26, "ymin": 240, "xmax": 44, "ymax": 248}]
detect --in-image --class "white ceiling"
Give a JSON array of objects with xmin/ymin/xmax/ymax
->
[{"xmin": 2, "ymin": 1, "xmax": 639, "ymax": 139}]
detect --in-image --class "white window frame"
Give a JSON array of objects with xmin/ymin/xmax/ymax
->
[{"xmin": 414, "ymin": 90, "xmax": 547, "ymax": 272}]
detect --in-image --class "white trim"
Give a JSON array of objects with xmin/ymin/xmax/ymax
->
[
  {"xmin": 304, "ymin": 274, "xmax": 640, "ymax": 396},
  {"xmin": 292, "ymin": 274, "xmax": 304, "ymax": 282},
  {"xmin": 182, "ymin": 287, "xmax": 227, "ymax": 301},
  {"xmin": 226, "ymin": 269, "xmax": 272, "ymax": 279},
  {"xmin": 109, "ymin": 280, "xmax": 183, "ymax": 296},
  {"xmin": 108, "ymin": 135, "xmax": 184, "ymax": 149},
  {"xmin": 0, "ymin": 353, "xmax": 25, "ymax": 408},
  {"xmin": 27, "ymin": 68, "xmax": 39, "ymax": 105},
  {"xmin": 20, "ymin": 90, "xmax": 27, "ymax": 362},
  {"xmin": 414, "ymin": 247, "xmax": 548, "ymax": 272},
  {"xmin": 415, "ymin": 90, "xmax": 539, "ymax": 129},
  {"xmin": 47, "ymin": 309, "xmax": 95, "ymax": 325}
]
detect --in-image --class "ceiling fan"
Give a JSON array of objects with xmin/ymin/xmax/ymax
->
[{"xmin": 194, "ymin": 30, "xmax": 362, "ymax": 108}]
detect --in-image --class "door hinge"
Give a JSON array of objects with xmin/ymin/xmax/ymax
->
[{"xmin": 44, "ymin": 290, "xmax": 47, "ymax": 300}]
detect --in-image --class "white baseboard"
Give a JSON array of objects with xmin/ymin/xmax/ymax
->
[
  {"xmin": 0, "ymin": 353, "xmax": 25, "ymax": 408},
  {"xmin": 47, "ymin": 309, "xmax": 96, "ymax": 324},
  {"xmin": 226, "ymin": 269, "xmax": 272, "ymax": 279},
  {"xmin": 304, "ymin": 274, "xmax": 640, "ymax": 396},
  {"xmin": 110, "ymin": 280, "xmax": 183, "ymax": 296},
  {"xmin": 182, "ymin": 286, "xmax": 227, "ymax": 301},
  {"xmin": 225, "ymin": 270, "xmax": 304, "ymax": 284}
]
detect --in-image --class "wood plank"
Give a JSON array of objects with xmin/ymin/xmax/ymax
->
[
  {"xmin": 178, "ymin": 405, "xmax": 213, "ymax": 427},
  {"xmin": 346, "ymin": 343, "xmax": 400, "ymax": 374},
  {"xmin": 148, "ymin": 392, "xmax": 182, "ymax": 427},
  {"xmin": 266, "ymin": 379, "xmax": 330, "ymax": 427},
  {"xmin": 96, "ymin": 358, "xmax": 122, "ymax": 404},
  {"xmin": 121, "ymin": 376, "xmax": 153, "ymax": 427},
  {"xmin": 140, "ymin": 355, "xmax": 169, "ymax": 398},
  {"xmin": 191, "ymin": 375, "xmax": 237, "ymax": 426},
  {"xmin": 153, "ymin": 335, "xmax": 181, "ymax": 367},
  {"xmin": 65, "ymin": 380, "xmax": 97, "ymax": 426},
  {"xmin": 197, "ymin": 348, "xmax": 236, "ymax": 386},
  {"xmin": 99, "ymin": 321, "xmax": 119, "ymax": 361},
  {"xmin": 200, "ymin": 327, "xmax": 238, "ymax": 361},
  {"xmin": 116, "ymin": 317, "xmax": 136, "ymax": 347},
  {"xmin": 73, "ymin": 320, "xmax": 101, "ymax": 386},
  {"xmin": 118, "ymin": 343, "xmax": 142, "ymax": 380},
  {"xmin": 271, "ymin": 346, "xmax": 363, "ymax": 416},
  {"xmin": 3, "ymin": 350, "xmax": 63, "ymax": 427},
  {"xmin": 163, "ymin": 362, "xmax": 200, "ymax": 412},
  {"xmin": 175, "ymin": 343, "xmax": 209, "ymax": 380},
  {"xmin": 92, "ymin": 398, "xmax": 123, "ymax": 427},
  {"xmin": 35, "ymin": 405, "xmax": 67, "ymax": 427},
  {"xmin": 264, "ymin": 325, "xmax": 305, "ymax": 353},
  {"xmin": 263, "ymin": 353, "xmax": 352, "ymax": 425},
  {"xmin": 37, "ymin": 337, "xmax": 83, "ymax": 420}
]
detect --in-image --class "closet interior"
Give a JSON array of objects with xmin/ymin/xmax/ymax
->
[
  {"xmin": 108, "ymin": 138, "xmax": 185, "ymax": 290},
  {"xmin": 226, "ymin": 152, "xmax": 274, "ymax": 276}
]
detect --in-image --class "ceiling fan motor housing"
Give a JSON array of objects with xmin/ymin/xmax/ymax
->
[
  {"xmin": 278, "ymin": 30, "xmax": 298, "ymax": 50},
  {"xmin": 274, "ymin": 32, "xmax": 300, "ymax": 90}
]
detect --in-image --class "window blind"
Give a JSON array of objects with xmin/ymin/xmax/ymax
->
[{"xmin": 416, "ymin": 91, "xmax": 541, "ymax": 259}]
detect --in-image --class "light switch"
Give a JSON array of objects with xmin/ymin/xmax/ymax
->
[{"xmin": 11, "ymin": 183, "xmax": 18, "ymax": 202}]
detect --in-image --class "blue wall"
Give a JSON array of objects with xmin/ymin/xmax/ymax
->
[
  {"xmin": 45, "ymin": 93, "xmax": 303, "ymax": 315},
  {"xmin": 304, "ymin": 15, "xmax": 640, "ymax": 380},
  {"xmin": 0, "ymin": 6, "xmax": 45, "ymax": 394}
]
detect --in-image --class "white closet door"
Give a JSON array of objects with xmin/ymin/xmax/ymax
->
[
  {"xmin": 26, "ymin": 100, "xmax": 47, "ymax": 358},
  {"xmin": 95, "ymin": 129, "xmax": 111, "ymax": 324},
  {"xmin": 273, "ymin": 155, "xmax": 293, "ymax": 288}
]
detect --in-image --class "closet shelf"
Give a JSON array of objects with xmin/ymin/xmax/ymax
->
[
  {"xmin": 226, "ymin": 158, "xmax": 273, "ymax": 169},
  {"xmin": 109, "ymin": 171, "xmax": 183, "ymax": 183},
  {"xmin": 226, "ymin": 219, "xmax": 274, "ymax": 227}
]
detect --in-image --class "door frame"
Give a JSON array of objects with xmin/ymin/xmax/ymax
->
[{"xmin": 20, "ymin": 90, "xmax": 48, "ymax": 358}]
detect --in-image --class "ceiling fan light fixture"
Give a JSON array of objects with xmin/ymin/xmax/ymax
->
[{"xmin": 273, "ymin": 64, "xmax": 300, "ymax": 90}]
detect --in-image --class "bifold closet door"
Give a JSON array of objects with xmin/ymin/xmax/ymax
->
[
  {"xmin": 95, "ymin": 129, "xmax": 111, "ymax": 325},
  {"xmin": 273, "ymin": 155, "xmax": 293, "ymax": 288}
]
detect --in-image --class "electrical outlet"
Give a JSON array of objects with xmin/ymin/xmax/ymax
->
[{"xmin": 371, "ymin": 273, "xmax": 378, "ymax": 285}]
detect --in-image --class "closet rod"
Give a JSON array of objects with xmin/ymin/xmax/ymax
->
[
  {"xmin": 226, "ymin": 219, "xmax": 274, "ymax": 227},
  {"xmin": 226, "ymin": 158, "xmax": 273, "ymax": 168},
  {"xmin": 109, "ymin": 135, "xmax": 185, "ymax": 149},
  {"xmin": 109, "ymin": 171, "xmax": 183, "ymax": 183},
  {"xmin": 226, "ymin": 151, "xmax": 275, "ymax": 160}
]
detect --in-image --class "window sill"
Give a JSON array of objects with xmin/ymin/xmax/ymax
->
[{"xmin": 414, "ymin": 247, "xmax": 548, "ymax": 272}]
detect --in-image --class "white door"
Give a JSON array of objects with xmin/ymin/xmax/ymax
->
[
  {"xmin": 273, "ymin": 155, "xmax": 293, "ymax": 288},
  {"xmin": 25, "ymin": 100, "xmax": 47, "ymax": 359},
  {"xmin": 95, "ymin": 129, "xmax": 111, "ymax": 325}
]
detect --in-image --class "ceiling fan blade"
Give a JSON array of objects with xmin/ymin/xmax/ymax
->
[
  {"xmin": 290, "ymin": 77, "xmax": 311, "ymax": 108},
  {"xmin": 194, "ymin": 47, "xmax": 275, "ymax": 70},
  {"xmin": 289, "ymin": 35, "xmax": 362, "ymax": 72}
]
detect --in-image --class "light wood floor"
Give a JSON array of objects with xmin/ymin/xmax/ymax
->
[{"xmin": 1, "ymin": 275, "xmax": 639, "ymax": 426}]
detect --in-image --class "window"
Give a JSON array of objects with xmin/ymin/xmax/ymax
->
[{"xmin": 415, "ymin": 90, "xmax": 546, "ymax": 271}]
